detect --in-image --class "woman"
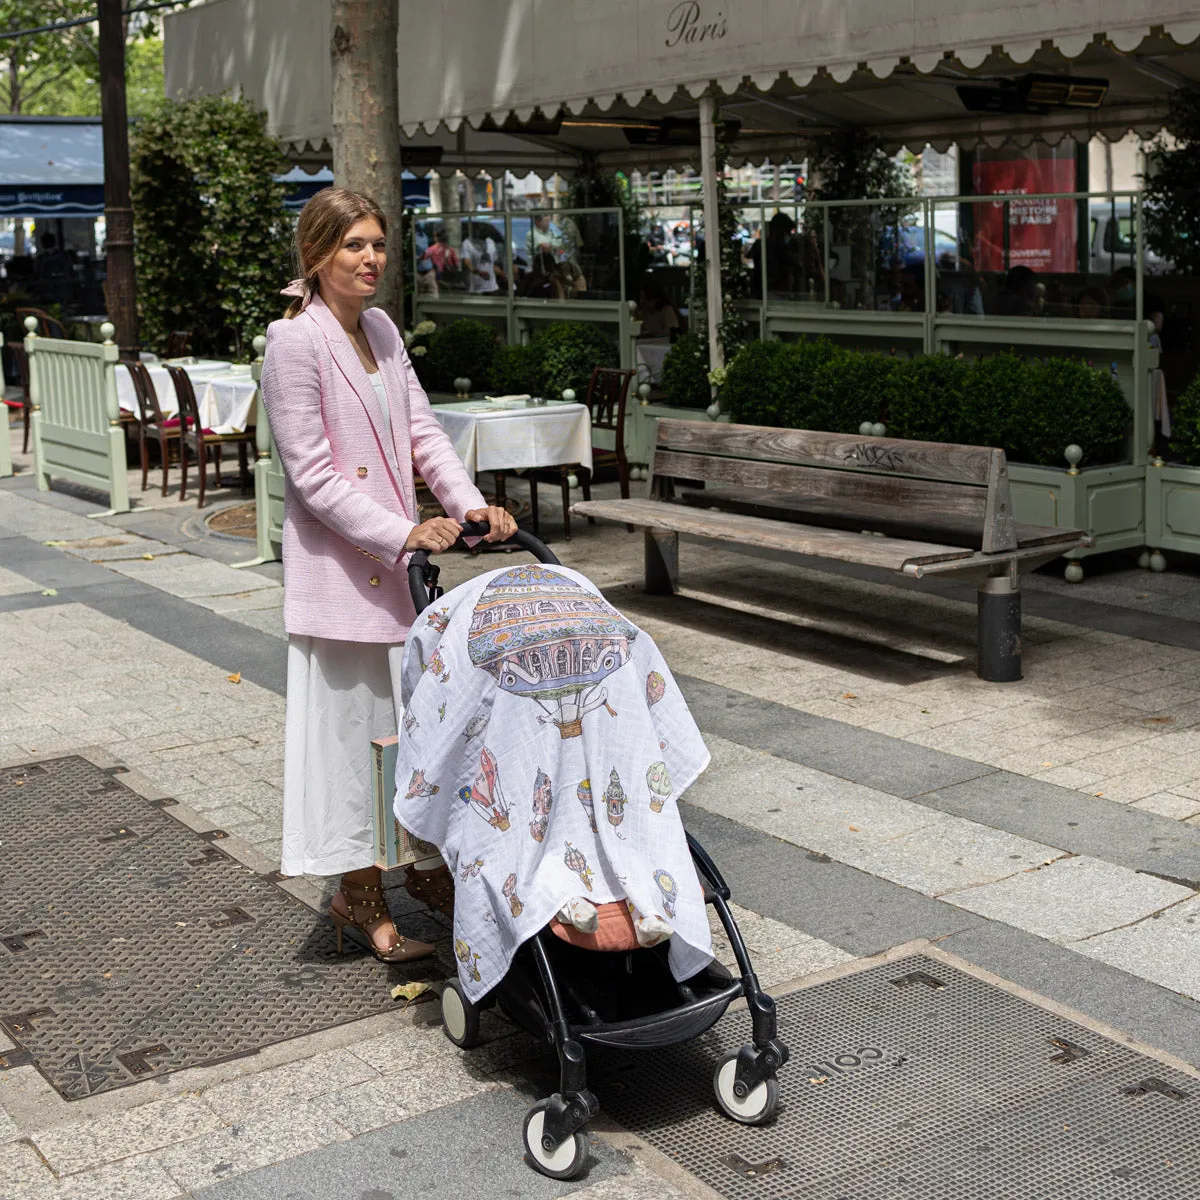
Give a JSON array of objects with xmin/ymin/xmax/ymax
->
[{"xmin": 260, "ymin": 187, "xmax": 516, "ymax": 962}]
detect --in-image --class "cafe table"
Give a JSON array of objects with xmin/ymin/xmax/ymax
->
[{"xmin": 431, "ymin": 398, "xmax": 592, "ymax": 476}]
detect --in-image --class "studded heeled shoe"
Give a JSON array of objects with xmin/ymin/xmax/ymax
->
[
  {"xmin": 402, "ymin": 863, "xmax": 456, "ymax": 918},
  {"xmin": 329, "ymin": 879, "xmax": 436, "ymax": 963}
]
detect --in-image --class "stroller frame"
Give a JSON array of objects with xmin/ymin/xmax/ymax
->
[{"xmin": 408, "ymin": 523, "xmax": 789, "ymax": 1179}]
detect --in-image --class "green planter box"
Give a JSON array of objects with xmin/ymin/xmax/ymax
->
[
  {"xmin": 1145, "ymin": 461, "xmax": 1200, "ymax": 559},
  {"xmin": 1009, "ymin": 461, "xmax": 1145, "ymax": 579}
]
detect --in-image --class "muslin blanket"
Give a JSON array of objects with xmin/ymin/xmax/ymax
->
[{"xmin": 394, "ymin": 563, "xmax": 713, "ymax": 1002}]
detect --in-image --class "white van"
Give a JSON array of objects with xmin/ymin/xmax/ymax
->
[{"xmin": 1089, "ymin": 203, "xmax": 1172, "ymax": 276}]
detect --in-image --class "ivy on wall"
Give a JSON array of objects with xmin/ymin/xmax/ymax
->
[{"xmin": 131, "ymin": 95, "xmax": 291, "ymax": 359}]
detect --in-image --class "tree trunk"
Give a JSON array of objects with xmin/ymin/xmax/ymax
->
[
  {"xmin": 331, "ymin": 1, "xmax": 403, "ymax": 325},
  {"xmin": 98, "ymin": 0, "xmax": 138, "ymax": 356}
]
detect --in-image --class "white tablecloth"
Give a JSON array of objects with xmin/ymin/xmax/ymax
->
[
  {"xmin": 432, "ymin": 401, "xmax": 592, "ymax": 475},
  {"xmin": 115, "ymin": 360, "xmax": 241, "ymax": 422},
  {"xmin": 198, "ymin": 376, "xmax": 259, "ymax": 434},
  {"xmin": 636, "ymin": 340, "xmax": 671, "ymax": 385}
]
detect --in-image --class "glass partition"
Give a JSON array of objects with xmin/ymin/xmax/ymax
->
[{"xmin": 932, "ymin": 193, "xmax": 1144, "ymax": 321}]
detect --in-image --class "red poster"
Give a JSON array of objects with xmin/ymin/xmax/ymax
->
[{"xmin": 972, "ymin": 159, "xmax": 1077, "ymax": 273}]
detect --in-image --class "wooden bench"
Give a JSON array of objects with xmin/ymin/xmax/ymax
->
[{"xmin": 572, "ymin": 419, "xmax": 1089, "ymax": 681}]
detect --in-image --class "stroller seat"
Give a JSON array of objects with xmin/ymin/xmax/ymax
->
[{"xmin": 548, "ymin": 899, "xmax": 642, "ymax": 951}]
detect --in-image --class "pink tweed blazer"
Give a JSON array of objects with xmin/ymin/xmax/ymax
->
[{"xmin": 259, "ymin": 295, "xmax": 485, "ymax": 643}]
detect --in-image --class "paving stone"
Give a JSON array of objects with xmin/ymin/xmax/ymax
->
[
  {"xmin": 0, "ymin": 1138, "xmax": 57, "ymax": 1196},
  {"xmin": 52, "ymin": 1154, "xmax": 185, "ymax": 1200},
  {"xmin": 31, "ymin": 1095, "xmax": 223, "ymax": 1176},
  {"xmin": 1088, "ymin": 766, "xmax": 1195, "ymax": 804},
  {"xmin": 104, "ymin": 556, "xmax": 279, "ymax": 599},
  {"xmin": 945, "ymin": 855, "xmax": 1195, "ymax": 943},
  {"xmin": 1073, "ymin": 896, "xmax": 1200, "ymax": 1002},
  {"xmin": 1131, "ymin": 792, "xmax": 1200, "ymax": 821},
  {"xmin": 154, "ymin": 1101, "xmax": 349, "ymax": 1193},
  {"xmin": 202, "ymin": 1049, "xmax": 380, "ymax": 1122}
]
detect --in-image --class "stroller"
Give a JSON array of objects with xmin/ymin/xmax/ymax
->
[{"xmin": 406, "ymin": 522, "xmax": 789, "ymax": 1179}]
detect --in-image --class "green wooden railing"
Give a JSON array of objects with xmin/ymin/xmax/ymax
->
[{"xmin": 27, "ymin": 317, "xmax": 130, "ymax": 514}]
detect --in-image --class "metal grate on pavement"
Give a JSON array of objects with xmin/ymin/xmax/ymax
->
[
  {"xmin": 595, "ymin": 954, "xmax": 1199, "ymax": 1199},
  {"xmin": 0, "ymin": 757, "xmax": 449, "ymax": 1100}
]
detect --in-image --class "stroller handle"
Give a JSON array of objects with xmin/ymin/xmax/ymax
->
[{"xmin": 407, "ymin": 519, "xmax": 561, "ymax": 615}]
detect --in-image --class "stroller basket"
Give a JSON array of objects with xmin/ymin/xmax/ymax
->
[{"xmin": 405, "ymin": 521, "xmax": 788, "ymax": 1180}]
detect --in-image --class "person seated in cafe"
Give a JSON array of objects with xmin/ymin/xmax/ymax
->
[
  {"xmin": 765, "ymin": 211, "xmax": 799, "ymax": 295},
  {"xmin": 996, "ymin": 265, "xmax": 1039, "ymax": 317},
  {"xmin": 1076, "ymin": 287, "xmax": 1106, "ymax": 320},
  {"xmin": 889, "ymin": 265, "xmax": 925, "ymax": 313},
  {"xmin": 1105, "ymin": 267, "xmax": 1137, "ymax": 317},
  {"xmin": 517, "ymin": 244, "xmax": 570, "ymax": 300},
  {"xmin": 633, "ymin": 276, "xmax": 680, "ymax": 338},
  {"xmin": 420, "ymin": 227, "xmax": 460, "ymax": 284}
]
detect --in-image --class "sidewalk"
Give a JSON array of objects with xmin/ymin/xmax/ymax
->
[{"xmin": 2, "ymin": 420, "xmax": 1199, "ymax": 1197}]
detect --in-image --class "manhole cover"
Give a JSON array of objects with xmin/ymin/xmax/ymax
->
[
  {"xmin": 595, "ymin": 955, "xmax": 1199, "ymax": 1199},
  {"xmin": 205, "ymin": 502, "xmax": 257, "ymax": 539},
  {"xmin": 0, "ymin": 757, "xmax": 451, "ymax": 1099}
]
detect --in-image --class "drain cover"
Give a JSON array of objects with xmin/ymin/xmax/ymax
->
[
  {"xmin": 596, "ymin": 954, "xmax": 1199, "ymax": 1199},
  {"xmin": 0, "ymin": 757, "xmax": 449, "ymax": 1099}
]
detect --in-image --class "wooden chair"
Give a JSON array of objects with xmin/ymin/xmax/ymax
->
[
  {"xmin": 528, "ymin": 366, "xmax": 636, "ymax": 539},
  {"xmin": 124, "ymin": 361, "xmax": 182, "ymax": 496},
  {"xmin": 164, "ymin": 331, "xmax": 192, "ymax": 358},
  {"xmin": 167, "ymin": 365, "xmax": 254, "ymax": 506},
  {"xmin": 4, "ymin": 343, "xmax": 32, "ymax": 454},
  {"xmin": 15, "ymin": 307, "xmax": 67, "ymax": 339}
]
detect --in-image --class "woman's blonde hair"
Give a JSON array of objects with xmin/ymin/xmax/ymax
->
[{"xmin": 285, "ymin": 187, "xmax": 388, "ymax": 318}]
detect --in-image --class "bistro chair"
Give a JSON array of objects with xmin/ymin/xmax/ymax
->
[
  {"xmin": 4, "ymin": 343, "xmax": 32, "ymax": 454},
  {"xmin": 124, "ymin": 361, "xmax": 183, "ymax": 496},
  {"xmin": 15, "ymin": 307, "xmax": 67, "ymax": 339},
  {"xmin": 527, "ymin": 366, "xmax": 636, "ymax": 540},
  {"xmin": 166, "ymin": 365, "xmax": 254, "ymax": 507},
  {"xmin": 164, "ymin": 331, "xmax": 192, "ymax": 358}
]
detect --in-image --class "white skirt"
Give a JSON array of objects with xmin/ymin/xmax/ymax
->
[{"xmin": 281, "ymin": 635, "xmax": 406, "ymax": 877}]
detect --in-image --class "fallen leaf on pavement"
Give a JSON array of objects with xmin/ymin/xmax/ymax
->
[
  {"xmin": 41, "ymin": 588, "xmax": 57, "ymax": 596},
  {"xmin": 848, "ymin": 825, "xmax": 860, "ymax": 832},
  {"xmin": 143, "ymin": 553, "xmax": 155, "ymax": 560},
  {"xmin": 1040, "ymin": 762, "xmax": 1054, "ymax": 768},
  {"xmin": 391, "ymin": 981, "xmax": 433, "ymax": 1008},
  {"xmin": 227, "ymin": 672, "xmax": 242, "ymax": 684},
  {"xmin": 842, "ymin": 692, "xmax": 857, "ymax": 700},
  {"xmin": 43, "ymin": 540, "xmax": 66, "ymax": 546},
  {"xmin": 1094, "ymin": 792, "xmax": 1104, "ymax": 797},
  {"xmin": 809, "ymin": 1075, "xmax": 829, "ymax": 1085}
]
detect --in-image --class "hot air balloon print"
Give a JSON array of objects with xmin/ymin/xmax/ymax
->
[
  {"xmin": 455, "ymin": 938, "xmax": 482, "ymax": 982},
  {"xmin": 426, "ymin": 647, "xmax": 450, "ymax": 683},
  {"xmin": 457, "ymin": 746, "xmax": 511, "ymax": 831},
  {"xmin": 530, "ymin": 768, "xmax": 553, "ymax": 843},
  {"xmin": 646, "ymin": 761, "xmax": 673, "ymax": 812},
  {"xmin": 502, "ymin": 873, "xmax": 524, "ymax": 917},
  {"xmin": 426, "ymin": 607, "xmax": 450, "ymax": 634},
  {"xmin": 604, "ymin": 768, "xmax": 628, "ymax": 827},
  {"xmin": 459, "ymin": 856, "xmax": 485, "ymax": 881},
  {"xmin": 576, "ymin": 778, "xmax": 597, "ymax": 833},
  {"xmin": 404, "ymin": 769, "xmax": 439, "ymax": 800},
  {"xmin": 564, "ymin": 842, "xmax": 595, "ymax": 892},
  {"xmin": 402, "ymin": 709, "xmax": 419, "ymax": 734},
  {"xmin": 646, "ymin": 670, "xmax": 665, "ymax": 707},
  {"xmin": 467, "ymin": 566, "xmax": 637, "ymax": 739},
  {"xmin": 463, "ymin": 711, "xmax": 489, "ymax": 741},
  {"xmin": 653, "ymin": 868, "xmax": 677, "ymax": 918}
]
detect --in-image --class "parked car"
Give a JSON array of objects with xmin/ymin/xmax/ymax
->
[{"xmin": 1089, "ymin": 203, "xmax": 1172, "ymax": 276}]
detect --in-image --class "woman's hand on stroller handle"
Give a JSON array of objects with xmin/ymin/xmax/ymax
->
[
  {"xmin": 464, "ymin": 505, "xmax": 518, "ymax": 543},
  {"xmin": 404, "ymin": 516, "xmax": 463, "ymax": 554}
]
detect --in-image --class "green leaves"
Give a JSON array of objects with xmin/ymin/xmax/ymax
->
[
  {"xmin": 426, "ymin": 320, "xmax": 501, "ymax": 392},
  {"xmin": 131, "ymin": 94, "xmax": 291, "ymax": 359},
  {"xmin": 661, "ymin": 332, "xmax": 711, "ymax": 410},
  {"xmin": 1143, "ymin": 91, "xmax": 1200, "ymax": 275},
  {"xmin": 1169, "ymin": 375, "xmax": 1200, "ymax": 466}
]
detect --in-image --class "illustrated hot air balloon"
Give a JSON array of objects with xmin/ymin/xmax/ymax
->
[
  {"xmin": 468, "ymin": 566, "xmax": 637, "ymax": 739},
  {"xmin": 646, "ymin": 761, "xmax": 673, "ymax": 812},
  {"xmin": 458, "ymin": 856, "xmax": 485, "ymax": 881},
  {"xmin": 564, "ymin": 842, "xmax": 595, "ymax": 892},
  {"xmin": 530, "ymin": 768, "xmax": 553, "ymax": 843},
  {"xmin": 502, "ymin": 873, "xmax": 524, "ymax": 917},
  {"xmin": 455, "ymin": 938, "xmax": 482, "ymax": 982},
  {"xmin": 653, "ymin": 868, "xmax": 677, "ymax": 918},
  {"xmin": 402, "ymin": 709, "xmax": 419, "ymax": 734},
  {"xmin": 426, "ymin": 607, "xmax": 450, "ymax": 634},
  {"xmin": 576, "ymin": 778, "xmax": 597, "ymax": 832},
  {"xmin": 646, "ymin": 670, "xmax": 666, "ymax": 707},
  {"xmin": 457, "ymin": 746, "xmax": 511, "ymax": 831},
  {"xmin": 604, "ymin": 768, "xmax": 628, "ymax": 827},
  {"xmin": 404, "ymin": 769, "xmax": 439, "ymax": 800},
  {"xmin": 427, "ymin": 647, "xmax": 450, "ymax": 683}
]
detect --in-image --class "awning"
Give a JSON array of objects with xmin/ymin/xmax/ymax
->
[
  {"xmin": 164, "ymin": 0, "xmax": 1200, "ymax": 167},
  {"xmin": 0, "ymin": 118, "xmax": 107, "ymax": 217},
  {"xmin": 0, "ymin": 119, "xmax": 431, "ymax": 218}
]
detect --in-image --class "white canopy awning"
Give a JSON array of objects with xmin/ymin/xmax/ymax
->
[{"xmin": 165, "ymin": 0, "xmax": 1200, "ymax": 167}]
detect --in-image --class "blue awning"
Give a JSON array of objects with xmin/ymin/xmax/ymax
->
[{"xmin": 0, "ymin": 119, "xmax": 432, "ymax": 218}]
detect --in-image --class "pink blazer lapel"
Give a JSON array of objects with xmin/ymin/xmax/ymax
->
[{"xmin": 303, "ymin": 296, "xmax": 403, "ymax": 480}]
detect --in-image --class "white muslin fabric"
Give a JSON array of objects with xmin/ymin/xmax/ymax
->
[
  {"xmin": 281, "ymin": 635, "xmax": 405, "ymax": 876},
  {"xmin": 394, "ymin": 563, "xmax": 713, "ymax": 1003}
]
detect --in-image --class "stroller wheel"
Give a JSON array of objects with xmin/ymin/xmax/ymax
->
[
  {"xmin": 523, "ymin": 1100, "xmax": 588, "ymax": 1180},
  {"xmin": 441, "ymin": 978, "xmax": 481, "ymax": 1048},
  {"xmin": 713, "ymin": 1050, "xmax": 780, "ymax": 1125}
]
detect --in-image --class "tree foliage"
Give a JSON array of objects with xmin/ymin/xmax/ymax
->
[
  {"xmin": 131, "ymin": 94, "xmax": 291, "ymax": 359},
  {"xmin": 1143, "ymin": 90, "xmax": 1200, "ymax": 275}
]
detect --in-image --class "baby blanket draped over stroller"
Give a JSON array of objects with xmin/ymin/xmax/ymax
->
[{"xmin": 394, "ymin": 563, "xmax": 714, "ymax": 1002}]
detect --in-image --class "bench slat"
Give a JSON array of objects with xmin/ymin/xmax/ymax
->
[
  {"xmin": 572, "ymin": 498, "xmax": 976, "ymax": 571},
  {"xmin": 657, "ymin": 419, "xmax": 998, "ymax": 486},
  {"xmin": 677, "ymin": 485, "xmax": 1063, "ymax": 551},
  {"xmin": 655, "ymin": 450, "xmax": 1006, "ymax": 544}
]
